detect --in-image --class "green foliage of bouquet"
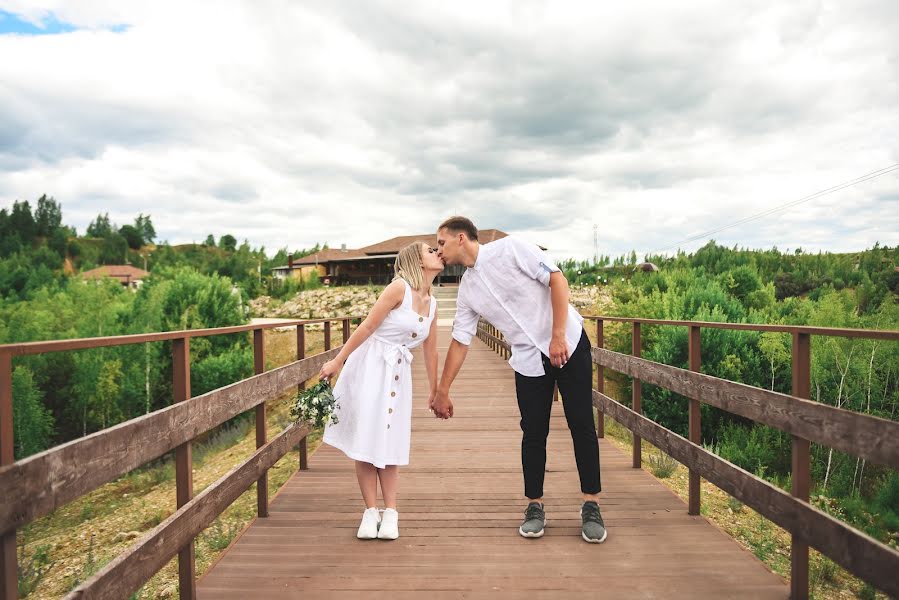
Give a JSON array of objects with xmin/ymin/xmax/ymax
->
[{"xmin": 291, "ymin": 380, "xmax": 340, "ymax": 428}]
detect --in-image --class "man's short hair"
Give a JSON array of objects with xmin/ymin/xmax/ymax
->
[{"xmin": 438, "ymin": 216, "xmax": 478, "ymax": 242}]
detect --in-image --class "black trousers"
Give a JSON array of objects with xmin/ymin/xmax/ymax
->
[{"xmin": 514, "ymin": 329, "xmax": 601, "ymax": 499}]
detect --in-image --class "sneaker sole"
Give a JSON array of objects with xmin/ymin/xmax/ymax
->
[
  {"xmin": 377, "ymin": 532, "xmax": 399, "ymax": 540},
  {"xmin": 581, "ymin": 529, "xmax": 608, "ymax": 544},
  {"xmin": 518, "ymin": 519, "xmax": 546, "ymax": 538}
]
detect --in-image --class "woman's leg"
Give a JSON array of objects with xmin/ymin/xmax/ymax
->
[
  {"xmin": 356, "ymin": 461, "xmax": 379, "ymax": 508},
  {"xmin": 377, "ymin": 465, "xmax": 399, "ymax": 509}
]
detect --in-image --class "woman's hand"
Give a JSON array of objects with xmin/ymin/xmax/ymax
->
[{"xmin": 319, "ymin": 359, "xmax": 342, "ymax": 382}]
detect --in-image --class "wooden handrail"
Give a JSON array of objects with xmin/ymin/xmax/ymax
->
[
  {"xmin": 66, "ymin": 422, "xmax": 312, "ymax": 600},
  {"xmin": 580, "ymin": 315, "xmax": 899, "ymax": 341},
  {"xmin": 591, "ymin": 347, "xmax": 899, "ymax": 469},
  {"xmin": 0, "ymin": 348, "xmax": 339, "ymax": 536},
  {"xmin": 594, "ymin": 391, "xmax": 899, "ymax": 598},
  {"xmin": 0, "ymin": 316, "xmax": 362, "ymax": 600},
  {"xmin": 0, "ymin": 316, "xmax": 366, "ymax": 356}
]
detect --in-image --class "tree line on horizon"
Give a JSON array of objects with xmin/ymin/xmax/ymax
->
[{"xmin": 0, "ymin": 195, "xmax": 327, "ymax": 301}]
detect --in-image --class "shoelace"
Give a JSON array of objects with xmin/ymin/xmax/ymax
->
[
  {"xmin": 524, "ymin": 503, "xmax": 544, "ymax": 521},
  {"xmin": 582, "ymin": 503, "xmax": 604, "ymax": 525}
]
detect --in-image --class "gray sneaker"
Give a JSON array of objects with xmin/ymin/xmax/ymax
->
[
  {"xmin": 519, "ymin": 502, "xmax": 546, "ymax": 538},
  {"xmin": 581, "ymin": 501, "xmax": 607, "ymax": 543}
]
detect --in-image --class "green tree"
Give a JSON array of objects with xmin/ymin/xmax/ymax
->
[
  {"xmin": 86, "ymin": 213, "xmax": 113, "ymax": 238},
  {"xmin": 93, "ymin": 359, "xmax": 123, "ymax": 429},
  {"xmin": 204, "ymin": 234, "xmax": 216, "ymax": 247},
  {"xmin": 128, "ymin": 267, "xmax": 251, "ymax": 408},
  {"xmin": 118, "ymin": 224, "xmax": 144, "ymax": 249},
  {"xmin": 758, "ymin": 332, "xmax": 790, "ymax": 391},
  {"xmin": 34, "ymin": 195, "xmax": 62, "ymax": 237},
  {"xmin": 219, "ymin": 234, "xmax": 237, "ymax": 252},
  {"xmin": 48, "ymin": 228, "xmax": 68, "ymax": 258},
  {"xmin": 135, "ymin": 214, "xmax": 156, "ymax": 245},
  {"xmin": 721, "ymin": 265, "xmax": 762, "ymax": 303},
  {"xmin": 11, "ymin": 366, "xmax": 54, "ymax": 459},
  {"xmin": 9, "ymin": 200, "xmax": 36, "ymax": 243}
]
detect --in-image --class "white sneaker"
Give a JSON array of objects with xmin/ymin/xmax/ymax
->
[
  {"xmin": 357, "ymin": 507, "xmax": 380, "ymax": 539},
  {"xmin": 377, "ymin": 508, "xmax": 399, "ymax": 540}
]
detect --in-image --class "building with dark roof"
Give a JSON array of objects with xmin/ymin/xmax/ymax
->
[
  {"xmin": 272, "ymin": 229, "xmax": 512, "ymax": 285},
  {"xmin": 81, "ymin": 265, "xmax": 150, "ymax": 289}
]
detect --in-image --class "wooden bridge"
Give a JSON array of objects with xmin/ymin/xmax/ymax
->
[{"xmin": 1, "ymin": 316, "xmax": 897, "ymax": 599}]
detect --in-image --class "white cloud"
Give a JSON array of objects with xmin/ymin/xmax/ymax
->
[{"xmin": 0, "ymin": 0, "xmax": 897, "ymax": 262}]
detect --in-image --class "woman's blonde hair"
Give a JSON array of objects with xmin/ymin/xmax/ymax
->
[{"xmin": 393, "ymin": 241, "xmax": 427, "ymax": 290}]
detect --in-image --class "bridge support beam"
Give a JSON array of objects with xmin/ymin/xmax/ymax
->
[
  {"xmin": 688, "ymin": 326, "xmax": 702, "ymax": 516},
  {"xmin": 1, "ymin": 353, "xmax": 16, "ymax": 600},
  {"xmin": 296, "ymin": 325, "xmax": 308, "ymax": 471},
  {"xmin": 173, "ymin": 338, "xmax": 196, "ymax": 600},
  {"xmin": 254, "ymin": 330, "xmax": 268, "ymax": 518},
  {"xmin": 631, "ymin": 323, "xmax": 642, "ymax": 469},
  {"xmin": 791, "ymin": 332, "xmax": 811, "ymax": 600}
]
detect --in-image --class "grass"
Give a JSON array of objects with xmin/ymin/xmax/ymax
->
[
  {"xmin": 599, "ymin": 412, "xmax": 891, "ymax": 599},
  {"xmin": 16, "ymin": 328, "xmax": 330, "ymax": 599}
]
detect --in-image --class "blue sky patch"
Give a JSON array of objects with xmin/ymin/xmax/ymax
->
[
  {"xmin": 0, "ymin": 10, "xmax": 76, "ymax": 35},
  {"xmin": 0, "ymin": 10, "xmax": 128, "ymax": 35}
]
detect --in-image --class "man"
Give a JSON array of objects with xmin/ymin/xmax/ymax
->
[{"xmin": 431, "ymin": 216, "xmax": 606, "ymax": 543}]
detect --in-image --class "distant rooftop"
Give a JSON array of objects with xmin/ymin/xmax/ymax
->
[{"xmin": 288, "ymin": 229, "xmax": 512, "ymax": 267}]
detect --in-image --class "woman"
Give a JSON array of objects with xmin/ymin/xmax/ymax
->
[{"xmin": 319, "ymin": 241, "xmax": 443, "ymax": 540}]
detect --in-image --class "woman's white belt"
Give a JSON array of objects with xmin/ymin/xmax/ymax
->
[{"xmin": 371, "ymin": 335, "xmax": 414, "ymax": 366}]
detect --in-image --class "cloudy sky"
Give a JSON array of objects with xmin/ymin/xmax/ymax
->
[{"xmin": 1, "ymin": 1, "xmax": 897, "ymax": 262}]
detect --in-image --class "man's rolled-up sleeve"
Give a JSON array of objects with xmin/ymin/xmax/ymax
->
[
  {"xmin": 510, "ymin": 237, "xmax": 559, "ymax": 286},
  {"xmin": 451, "ymin": 299, "xmax": 479, "ymax": 346}
]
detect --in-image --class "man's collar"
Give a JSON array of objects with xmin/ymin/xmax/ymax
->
[{"xmin": 471, "ymin": 242, "xmax": 487, "ymax": 270}]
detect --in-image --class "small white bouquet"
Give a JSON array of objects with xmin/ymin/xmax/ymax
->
[{"xmin": 291, "ymin": 380, "xmax": 340, "ymax": 428}]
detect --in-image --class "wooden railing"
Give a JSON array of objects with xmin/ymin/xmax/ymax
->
[
  {"xmin": 0, "ymin": 316, "xmax": 361, "ymax": 600},
  {"xmin": 476, "ymin": 316, "xmax": 899, "ymax": 599}
]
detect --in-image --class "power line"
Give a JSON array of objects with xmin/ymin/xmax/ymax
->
[{"xmin": 654, "ymin": 163, "xmax": 899, "ymax": 254}]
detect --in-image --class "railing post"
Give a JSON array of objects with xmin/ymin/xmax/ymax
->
[
  {"xmin": 342, "ymin": 318, "xmax": 350, "ymax": 344},
  {"xmin": 1, "ymin": 352, "xmax": 17, "ymax": 600},
  {"xmin": 688, "ymin": 326, "xmax": 702, "ymax": 516},
  {"xmin": 324, "ymin": 321, "xmax": 331, "ymax": 351},
  {"xmin": 172, "ymin": 338, "xmax": 196, "ymax": 600},
  {"xmin": 595, "ymin": 319, "xmax": 604, "ymax": 438},
  {"xmin": 296, "ymin": 324, "xmax": 308, "ymax": 471},
  {"xmin": 253, "ymin": 329, "xmax": 268, "ymax": 518},
  {"xmin": 791, "ymin": 331, "xmax": 811, "ymax": 600},
  {"xmin": 632, "ymin": 322, "xmax": 642, "ymax": 468}
]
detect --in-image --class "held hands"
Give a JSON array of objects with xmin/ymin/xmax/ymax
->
[
  {"xmin": 430, "ymin": 388, "xmax": 454, "ymax": 419},
  {"xmin": 549, "ymin": 334, "xmax": 569, "ymax": 368},
  {"xmin": 318, "ymin": 359, "xmax": 342, "ymax": 382}
]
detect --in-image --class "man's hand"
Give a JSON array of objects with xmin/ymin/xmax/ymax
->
[
  {"xmin": 431, "ymin": 388, "xmax": 454, "ymax": 419},
  {"xmin": 549, "ymin": 334, "xmax": 569, "ymax": 368}
]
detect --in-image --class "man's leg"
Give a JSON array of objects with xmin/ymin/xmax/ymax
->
[
  {"xmin": 557, "ymin": 330, "xmax": 607, "ymax": 543},
  {"xmin": 514, "ymin": 367, "xmax": 556, "ymax": 501},
  {"xmin": 556, "ymin": 330, "xmax": 601, "ymax": 498},
  {"xmin": 515, "ymin": 367, "xmax": 555, "ymax": 538}
]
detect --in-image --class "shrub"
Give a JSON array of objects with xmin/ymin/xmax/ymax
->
[
  {"xmin": 715, "ymin": 423, "xmax": 792, "ymax": 477},
  {"xmin": 648, "ymin": 449, "xmax": 678, "ymax": 478}
]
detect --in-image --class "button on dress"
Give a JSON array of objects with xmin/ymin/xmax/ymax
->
[{"xmin": 323, "ymin": 281, "xmax": 437, "ymax": 468}]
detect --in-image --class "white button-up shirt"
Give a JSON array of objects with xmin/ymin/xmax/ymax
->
[{"xmin": 452, "ymin": 236, "xmax": 584, "ymax": 377}]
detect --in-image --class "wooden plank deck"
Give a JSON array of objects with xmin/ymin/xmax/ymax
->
[{"xmin": 197, "ymin": 327, "xmax": 788, "ymax": 599}]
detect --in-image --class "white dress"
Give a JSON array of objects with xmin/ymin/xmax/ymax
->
[{"xmin": 323, "ymin": 281, "xmax": 437, "ymax": 468}]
